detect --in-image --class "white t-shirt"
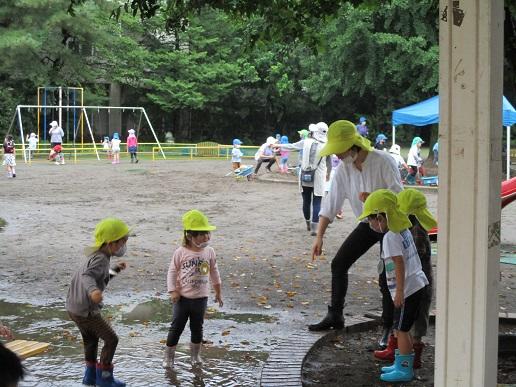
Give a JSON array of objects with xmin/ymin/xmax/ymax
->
[
  {"xmin": 231, "ymin": 147, "xmax": 243, "ymax": 162},
  {"xmin": 407, "ymin": 145, "xmax": 423, "ymax": 167},
  {"xmin": 389, "ymin": 153, "xmax": 406, "ymax": 169},
  {"xmin": 27, "ymin": 137, "xmax": 38, "ymax": 150},
  {"xmin": 381, "ymin": 229, "xmax": 428, "ymax": 299},
  {"xmin": 320, "ymin": 150, "xmax": 403, "ymax": 220},
  {"xmin": 111, "ymin": 139, "xmax": 121, "ymax": 151}
]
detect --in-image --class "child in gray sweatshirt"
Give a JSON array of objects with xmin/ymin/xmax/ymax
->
[{"xmin": 66, "ymin": 218, "xmax": 130, "ymax": 387}]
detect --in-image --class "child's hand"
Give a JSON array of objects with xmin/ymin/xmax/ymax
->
[
  {"xmin": 170, "ymin": 291, "xmax": 180, "ymax": 303},
  {"xmin": 215, "ymin": 293, "xmax": 223, "ymax": 307},
  {"xmin": 90, "ymin": 289, "xmax": 103, "ymax": 304},
  {"xmin": 0, "ymin": 324, "xmax": 13, "ymax": 340},
  {"xmin": 359, "ymin": 192, "xmax": 370, "ymax": 202},
  {"xmin": 117, "ymin": 261, "xmax": 127, "ymax": 271},
  {"xmin": 394, "ymin": 290, "xmax": 404, "ymax": 308}
]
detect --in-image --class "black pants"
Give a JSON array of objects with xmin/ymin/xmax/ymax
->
[
  {"xmin": 330, "ymin": 222, "xmax": 384, "ymax": 310},
  {"xmin": 380, "ymin": 255, "xmax": 433, "ymax": 334},
  {"xmin": 69, "ymin": 312, "xmax": 119, "ymax": 365},
  {"xmin": 254, "ymin": 157, "xmax": 275, "ymax": 173},
  {"xmin": 301, "ymin": 186, "xmax": 322, "ymax": 222},
  {"xmin": 166, "ymin": 296, "xmax": 208, "ymax": 346}
]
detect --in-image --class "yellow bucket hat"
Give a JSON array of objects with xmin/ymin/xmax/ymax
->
[
  {"xmin": 93, "ymin": 218, "xmax": 131, "ymax": 248},
  {"xmin": 182, "ymin": 210, "xmax": 216, "ymax": 231},
  {"xmin": 397, "ymin": 189, "xmax": 437, "ymax": 231},
  {"xmin": 319, "ymin": 120, "xmax": 373, "ymax": 157},
  {"xmin": 358, "ymin": 189, "xmax": 412, "ymax": 233}
]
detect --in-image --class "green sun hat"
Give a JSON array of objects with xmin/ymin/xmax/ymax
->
[
  {"xmin": 397, "ymin": 189, "xmax": 437, "ymax": 231},
  {"xmin": 182, "ymin": 210, "xmax": 216, "ymax": 231},
  {"xmin": 358, "ymin": 189, "xmax": 412, "ymax": 233},
  {"xmin": 319, "ymin": 120, "xmax": 373, "ymax": 157},
  {"xmin": 298, "ymin": 129, "xmax": 309, "ymax": 139},
  {"xmin": 411, "ymin": 136, "xmax": 424, "ymax": 146},
  {"xmin": 93, "ymin": 218, "xmax": 131, "ymax": 248}
]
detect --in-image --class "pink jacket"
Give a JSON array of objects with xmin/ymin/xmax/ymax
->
[
  {"xmin": 167, "ymin": 246, "xmax": 221, "ymax": 299},
  {"xmin": 127, "ymin": 136, "xmax": 138, "ymax": 147}
]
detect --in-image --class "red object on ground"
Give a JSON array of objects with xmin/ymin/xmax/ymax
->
[{"xmin": 428, "ymin": 176, "xmax": 516, "ymax": 240}]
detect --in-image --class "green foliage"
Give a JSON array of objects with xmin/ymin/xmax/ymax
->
[{"xmin": 3, "ymin": 0, "xmax": 515, "ymax": 147}]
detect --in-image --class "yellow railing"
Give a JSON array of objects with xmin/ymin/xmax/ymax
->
[
  {"xmin": 152, "ymin": 145, "xmax": 259, "ymax": 160},
  {"xmin": 15, "ymin": 143, "xmax": 260, "ymax": 163}
]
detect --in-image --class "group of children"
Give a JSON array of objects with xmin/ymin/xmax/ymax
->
[
  {"xmin": 101, "ymin": 129, "xmax": 139, "ymax": 164},
  {"xmin": 60, "ymin": 210, "xmax": 222, "ymax": 387},
  {"xmin": 360, "ymin": 187, "xmax": 437, "ymax": 382},
  {"xmin": 231, "ymin": 134, "xmax": 294, "ymax": 175},
  {"xmin": 2, "ymin": 125, "xmax": 140, "ymax": 179}
]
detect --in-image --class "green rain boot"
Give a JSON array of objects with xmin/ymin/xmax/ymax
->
[{"xmin": 380, "ymin": 352, "xmax": 415, "ymax": 383}]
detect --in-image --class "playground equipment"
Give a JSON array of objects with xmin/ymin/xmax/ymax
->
[
  {"xmin": 9, "ymin": 105, "xmax": 166, "ymax": 163},
  {"xmin": 428, "ymin": 176, "xmax": 516, "ymax": 239},
  {"xmin": 37, "ymin": 87, "xmax": 84, "ymax": 143}
]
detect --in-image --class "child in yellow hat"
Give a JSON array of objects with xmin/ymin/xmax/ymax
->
[
  {"xmin": 66, "ymin": 218, "xmax": 131, "ymax": 387},
  {"xmin": 375, "ymin": 188, "xmax": 437, "ymax": 367},
  {"xmin": 358, "ymin": 189, "xmax": 429, "ymax": 383},
  {"xmin": 163, "ymin": 210, "xmax": 223, "ymax": 369}
]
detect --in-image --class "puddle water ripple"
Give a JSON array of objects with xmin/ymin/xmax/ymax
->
[{"xmin": 1, "ymin": 300, "xmax": 271, "ymax": 386}]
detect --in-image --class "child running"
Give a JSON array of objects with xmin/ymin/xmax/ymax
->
[
  {"xmin": 231, "ymin": 138, "xmax": 243, "ymax": 170},
  {"xmin": 126, "ymin": 129, "xmax": 138, "ymax": 164},
  {"xmin": 66, "ymin": 218, "xmax": 131, "ymax": 387},
  {"xmin": 3, "ymin": 135, "xmax": 16, "ymax": 178},
  {"xmin": 111, "ymin": 133, "xmax": 121, "ymax": 164},
  {"xmin": 358, "ymin": 189, "xmax": 428, "ymax": 383},
  {"xmin": 163, "ymin": 210, "xmax": 223, "ymax": 369}
]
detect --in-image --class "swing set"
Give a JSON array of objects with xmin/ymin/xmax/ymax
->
[{"xmin": 7, "ymin": 86, "xmax": 166, "ymax": 163}]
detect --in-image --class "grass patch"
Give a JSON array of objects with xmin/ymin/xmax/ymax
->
[{"xmin": 0, "ymin": 217, "xmax": 6, "ymax": 232}]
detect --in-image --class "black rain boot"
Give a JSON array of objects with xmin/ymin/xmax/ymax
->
[
  {"xmin": 308, "ymin": 306, "xmax": 344, "ymax": 331},
  {"xmin": 379, "ymin": 327, "xmax": 391, "ymax": 349}
]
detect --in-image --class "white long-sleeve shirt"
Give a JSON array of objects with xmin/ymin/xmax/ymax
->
[
  {"xmin": 320, "ymin": 150, "xmax": 403, "ymax": 220},
  {"xmin": 407, "ymin": 145, "xmax": 423, "ymax": 167}
]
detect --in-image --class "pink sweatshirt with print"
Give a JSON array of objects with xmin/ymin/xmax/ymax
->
[{"xmin": 167, "ymin": 246, "xmax": 221, "ymax": 299}]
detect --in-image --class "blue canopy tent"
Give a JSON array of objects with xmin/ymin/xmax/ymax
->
[{"xmin": 391, "ymin": 95, "xmax": 516, "ymax": 179}]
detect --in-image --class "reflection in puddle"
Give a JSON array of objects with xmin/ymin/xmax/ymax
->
[{"xmin": 1, "ymin": 300, "xmax": 270, "ymax": 386}]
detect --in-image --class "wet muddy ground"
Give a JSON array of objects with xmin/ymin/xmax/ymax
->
[
  {"xmin": 0, "ymin": 159, "xmax": 515, "ymax": 386},
  {"xmin": 302, "ymin": 323, "xmax": 516, "ymax": 386}
]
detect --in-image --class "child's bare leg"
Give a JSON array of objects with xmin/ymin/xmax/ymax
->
[{"xmin": 396, "ymin": 330, "xmax": 413, "ymax": 355}]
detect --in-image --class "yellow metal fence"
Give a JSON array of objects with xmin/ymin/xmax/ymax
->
[{"xmin": 15, "ymin": 142, "xmax": 260, "ymax": 163}]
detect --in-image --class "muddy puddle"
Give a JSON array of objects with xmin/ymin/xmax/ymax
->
[{"xmin": 1, "ymin": 299, "xmax": 277, "ymax": 386}]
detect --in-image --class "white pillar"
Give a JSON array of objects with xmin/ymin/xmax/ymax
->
[
  {"xmin": 58, "ymin": 86, "xmax": 63, "ymax": 128},
  {"xmin": 507, "ymin": 126, "xmax": 511, "ymax": 180},
  {"xmin": 436, "ymin": 1, "xmax": 503, "ymax": 386}
]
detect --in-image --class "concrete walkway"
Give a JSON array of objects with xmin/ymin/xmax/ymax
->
[{"xmin": 259, "ymin": 315, "xmax": 379, "ymax": 387}]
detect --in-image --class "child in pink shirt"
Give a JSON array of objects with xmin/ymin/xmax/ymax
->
[
  {"xmin": 163, "ymin": 210, "xmax": 223, "ymax": 369},
  {"xmin": 126, "ymin": 129, "xmax": 138, "ymax": 163}
]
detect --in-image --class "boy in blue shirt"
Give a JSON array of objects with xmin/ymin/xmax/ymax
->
[{"xmin": 231, "ymin": 138, "xmax": 243, "ymax": 170}]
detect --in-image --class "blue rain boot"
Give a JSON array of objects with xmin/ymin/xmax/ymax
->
[
  {"xmin": 380, "ymin": 352, "xmax": 414, "ymax": 383},
  {"xmin": 82, "ymin": 361, "xmax": 96, "ymax": 385},
  {"xmin": 380, "ymin": 349, "xmax": 399, "ymax": 373},
  {"xmin": 96, "ymin": 363, "xmax": 126, "ymax": 387}
]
